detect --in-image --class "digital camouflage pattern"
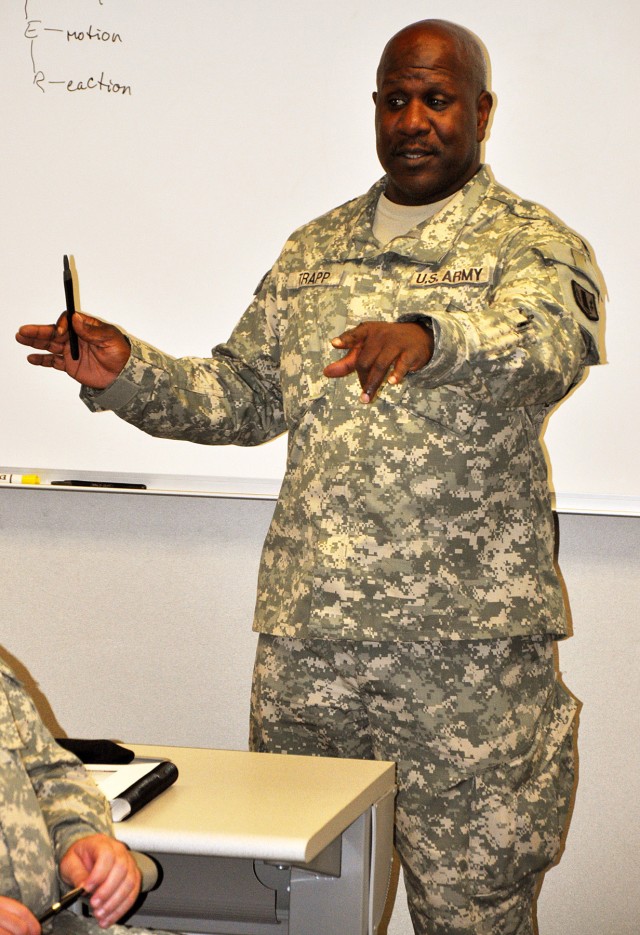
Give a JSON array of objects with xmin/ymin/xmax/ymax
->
[
  {"xmin": 79, "ymin": 165, "xmax": 601, "ymax": 932},
  {"xmin": 250, "ymin": 633, "xmax": 577, "ymax": 935},
  {"xmin": 0, "ymin": 657, "xmax": 151, "ymax": 935},
  {"xmin": 83, "ymin": 166, "xmax": 604, "ymax": 644}
]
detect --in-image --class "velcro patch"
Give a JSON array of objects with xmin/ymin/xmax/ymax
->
[
  {"xmin": 287, "ymin": 270, "xmax": 342, "ymax": 289},
  {"xmin": 571, "ymin": 280, "xmax": 599, "ymax": 321},
  {"xmin": 409, "ymin": 266, "xmax": 492, "ymax": 287}
]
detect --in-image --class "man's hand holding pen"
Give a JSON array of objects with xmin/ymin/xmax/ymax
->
[
  {"xmin": 59, "ymin": 834, "xmax": 141, "ymax": 929},
  {"xmin": 0, "ymin": 834, "xmax": 141, "ymax": 935},
  {"xmin": 17, "ymin": 255, "xmax": 131, "ymax": 391},
  {"xmin": 16, "ymin": 312, "xmax": 131, "ymax": 391}
]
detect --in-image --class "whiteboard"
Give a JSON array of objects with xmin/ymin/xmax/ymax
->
[{"xmin": 2, "ymin": 0, "xmax": 637, "ymax": 513}]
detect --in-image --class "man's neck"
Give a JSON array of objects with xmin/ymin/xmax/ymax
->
[{"xmin": 373, "ymin": 192, "xmax": 453, "ymax": 245}]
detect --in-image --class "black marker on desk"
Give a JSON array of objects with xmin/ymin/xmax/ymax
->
[
  {"xmin": 38, "ymin": 885, "xmax": 86, "ymax": 923},
  {"xmin": 51, "ymin": 480, "xmax": 147, "ymax": 489},
  {"xmin": 63, "ymin": 254, "xmax": 79, "ymax": 360}
]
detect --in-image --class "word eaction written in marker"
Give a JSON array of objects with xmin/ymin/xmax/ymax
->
[{"xmin": 46, "ymin": 71, "xmax": 131, "ymax": 95}]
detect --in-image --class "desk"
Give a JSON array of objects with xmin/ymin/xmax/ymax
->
[{"xmin": 116, "ymin": 745, "xmax": 396, "ymax": 935}]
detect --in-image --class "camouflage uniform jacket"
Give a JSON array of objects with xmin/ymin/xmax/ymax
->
[
  {"xmin": 84, "ymin": 166, "xmax": 604, "ymax": 642},
  {"xmin": 0, "ymin": 658, "xmax": 112, "ymax": 917}
]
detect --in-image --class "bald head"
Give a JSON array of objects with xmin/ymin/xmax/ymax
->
[{"xmin": 377, "ymin": 20, "xmax": 489, "ymax": 96}]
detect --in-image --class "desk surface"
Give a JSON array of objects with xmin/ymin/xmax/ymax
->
[{"xmin": 115, "ymin": 745, "xmax": 395, "ymax": 865}]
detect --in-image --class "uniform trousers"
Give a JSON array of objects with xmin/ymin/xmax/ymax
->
[{"xmin": 250, "ymin": 633, "xmax": 577, "ymax": 935}]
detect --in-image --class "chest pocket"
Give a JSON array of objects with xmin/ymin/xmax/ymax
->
[
  {"xmin": 278, "ymin": 266, "xmax": 350, "ymax": 420},
  {"xmin": 401, "ymin": 260, "xmax": 495, "ymax": 314},
  {"xmin": 388, "ymin": 263, "xmax": 496, "ymax": 434},
  {"xmin": 391, "ymin": 380, "xmax": 485, "ymax": 438}
]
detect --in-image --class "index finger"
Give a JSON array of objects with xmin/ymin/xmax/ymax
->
[
  {"xmin": 323, "ymin": 346, "xmax": 361, "ymax": 379},
  {"xmin": 15, "ymin": 322, "xmax": 62, "ymax": 351}
]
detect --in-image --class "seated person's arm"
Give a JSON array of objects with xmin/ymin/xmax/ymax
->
[{"xmin": 6, "ymin": 669, "xmax": 140, "ymax": 927}]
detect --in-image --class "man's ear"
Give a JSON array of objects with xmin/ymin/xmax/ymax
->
[{"xmin": 476, "ymin": 90, "xmax": 493, "ymax": 142}]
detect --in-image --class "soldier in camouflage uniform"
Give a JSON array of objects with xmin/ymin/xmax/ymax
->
[
  {"xmin": 18, "ymin": 19, "xmax": 604, "ymax": 935},
  {"xmin": 0, "ymin": 655, "xmax": 152, "ymax": 935}
]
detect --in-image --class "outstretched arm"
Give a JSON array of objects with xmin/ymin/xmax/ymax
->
[{"xmin": 16, "ymin": 311, "xmax": 131, "ymax": 390}]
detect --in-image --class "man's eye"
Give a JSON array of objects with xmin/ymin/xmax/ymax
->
[
  {"xmin": 387, "ymin": 96, "xmax": 406, "ymax": 109},
  {"xmin": 428, "ymin": 96, "xmax": 448, "ymax": 109}
]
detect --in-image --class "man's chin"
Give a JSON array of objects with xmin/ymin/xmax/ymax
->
[{"xmin": 385, "ymin": 175, "xmax": 446, "ymax": 206}]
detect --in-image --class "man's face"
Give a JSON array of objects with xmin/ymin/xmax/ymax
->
[{"xmin": 373, "ymin": 27, "xmax": 492, "ymax": 205}]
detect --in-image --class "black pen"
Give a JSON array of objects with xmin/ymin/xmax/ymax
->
[
  {"xmin": 38, "ymin": 886, "xmax": 87, "ymax": 923},
  {"xmin": 63, "ymin": 255, "xmax": 79, "ymax": 360},
  {"xmin": 51, "ymin": 480, "xmax": 147, "ymax": 489}
]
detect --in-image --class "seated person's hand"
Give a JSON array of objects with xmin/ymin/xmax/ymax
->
[
  {"xmin": 59, "ymin": 834, "xmax": 141, "ymax": 929},
  {"xmin": 0, "ymin": 896, "xmax": 40, "ymax": 935}
]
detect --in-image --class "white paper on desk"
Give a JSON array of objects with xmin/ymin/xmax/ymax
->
[{"xmin": 87, "ymin": 759, "xmax": 163, "ymax": 821}]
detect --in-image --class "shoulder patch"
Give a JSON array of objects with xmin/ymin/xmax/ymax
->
[{"xmin": 571, "ymin": 280, "xmax": 599, "ymax": 322}]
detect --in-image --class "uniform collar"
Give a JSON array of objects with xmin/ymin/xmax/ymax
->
[{"xmin": 340, "ymin": 165, "xmax": 495, "ymax": 264}]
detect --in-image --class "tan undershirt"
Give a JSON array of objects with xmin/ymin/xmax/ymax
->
[{"xmin": 373, "ymin": 192, "xmax": 453, "ymax": 245}]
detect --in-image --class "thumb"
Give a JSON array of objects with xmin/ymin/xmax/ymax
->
[
  {"xmin": 59, "ymin": 851, "xmax": 88, "ymax": 888},
  {"xmin": 72, "ymin": 311, "xmax": 112, "ymax": 338}
]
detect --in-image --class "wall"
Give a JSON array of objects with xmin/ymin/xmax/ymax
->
[
  {"xmin": 1, "ymin": 489, "xmax": 638, "ymax": 934},
  {"xmin": 2, "ymin": 0, "xmax": 638, "ymax": 513}
]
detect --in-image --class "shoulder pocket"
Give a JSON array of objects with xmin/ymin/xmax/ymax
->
[{"xmin": 535, "ymin": 240, "xmax": 604, "ymax": 364}]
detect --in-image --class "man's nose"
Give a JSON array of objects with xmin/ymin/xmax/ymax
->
[{"xmin": 398, "ymin": 100, "xmax": 432, "ymax": 134}]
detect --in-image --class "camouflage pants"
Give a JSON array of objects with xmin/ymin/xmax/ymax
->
[{"xmin": 250, "ymin": 634, "xmax": 577, "ymax": 935}]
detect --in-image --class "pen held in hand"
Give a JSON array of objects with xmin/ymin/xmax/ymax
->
[
  {"xmin": 63, "ymin": 255, "xmax": 80, "ymax": 360},
  {"xmin": 38, "ymin": 885, "xmax": 87, "ymax": 923}
]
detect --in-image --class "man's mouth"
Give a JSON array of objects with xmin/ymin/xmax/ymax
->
[{"xmin": 395, "ymin": 148, "xmax": 436, "ymax": 162}]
